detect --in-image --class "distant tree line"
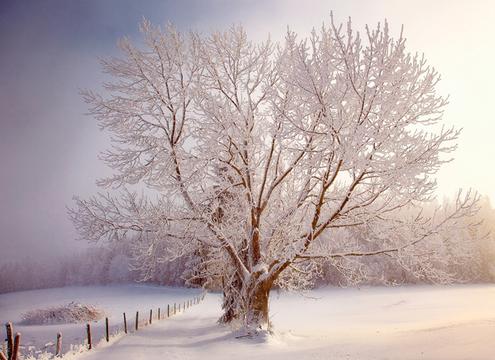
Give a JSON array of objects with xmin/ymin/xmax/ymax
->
[{"xmin": 0, "ymin": 243, "xmax": 187, "ymax": 294}]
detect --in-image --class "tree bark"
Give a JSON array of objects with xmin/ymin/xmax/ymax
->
[
  {"xmin": 219, "ymin": 274, "xmax": 272, "ymax": 332},
  {"xmin": 246, "ymin": 281, "xmax": 270, "ymax": 330},
  {"xmin": 219, "ymin": 273, "xmax": 242, "ymax": 324}
]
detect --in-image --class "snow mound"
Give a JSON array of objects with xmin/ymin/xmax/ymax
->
[{"xmin": 20, "ymin": 302, "xmax": 104, "ymax": 325}]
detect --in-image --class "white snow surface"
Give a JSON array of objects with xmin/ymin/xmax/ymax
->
[
  {"xmin": 0, "ymin": 284, "xmax": 200, "ymax": 357},
  {"xmin": 2, "ymin": 284, "xmax": 495, "ymax": 359}
]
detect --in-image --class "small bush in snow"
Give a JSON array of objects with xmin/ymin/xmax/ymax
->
[{"xmin": 20, "ymin": 302, "xmax": 104, "ymax": 325}]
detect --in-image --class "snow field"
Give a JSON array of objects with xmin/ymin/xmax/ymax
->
[
  {"xmin": 2, "ymin": 284, "xmax": 495, "ymax": 359},
  {"xmin": 79, "ymin": 284, "xmax": 495, "ymax": 360}
]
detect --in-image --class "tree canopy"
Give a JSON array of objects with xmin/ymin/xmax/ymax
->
[{"xmin": 70, "ymin": 16, "xmax": 479, "ymax": 332}]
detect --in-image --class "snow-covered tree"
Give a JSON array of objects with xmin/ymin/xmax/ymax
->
[{"xmin": 70, "ymin": 16, "xmax": 479, "ymax": 332}]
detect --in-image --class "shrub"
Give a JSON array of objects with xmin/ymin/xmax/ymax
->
[{"xmin": 20, "ymin": 302, "xmax": 104, "ymax": 325}]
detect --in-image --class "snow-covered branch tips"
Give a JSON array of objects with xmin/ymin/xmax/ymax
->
[{"xmin": 69, "ymin": 16, "xmax": 480, "ymax": 332}]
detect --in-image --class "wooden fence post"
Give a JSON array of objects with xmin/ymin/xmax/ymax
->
[
  {"xmin": 11, "ymin": 333, "xmax": 20, "ymax": 360},
  {"xmin": 5, "ymin": 322, "xmax": 13, "ymax": 360},
  {"xmin": 135, "ymin": 311, "xmax": 139, "ymax": 331},
  {"xmin": 56, "ymin": 332, "xmax": 62, "ymax": 357},
  {"xmin": 167, "ymin": 304, "xmax": 170, "ymax": 317},
  {"xmin": 86, "ymin": 324, "xmax": 92, "ymax": 350},
  {"xmin": 174, "ymin": 303, "xmax": 176, "ymax": 315},
  {"xmin": 149, "ymin": 309, "xmax": 152, "ymax": 325},
  {"xmin": 123, "ymin": 313, "xmax": 127, "ymax": 334},
  {"xmin": 158, "ymin": 308, "xmax": 161, "ymax": 320},
  {"xmin": 105, "ymin": 317, "xmax": 109, "ymax": 342}
]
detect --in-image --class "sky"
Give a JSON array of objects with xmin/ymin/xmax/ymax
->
[{"xmin": 0, "ymin": 0, "xmax": 494, "ymax": 263}]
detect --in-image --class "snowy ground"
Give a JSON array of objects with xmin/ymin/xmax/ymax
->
[
  {"xmin": 0, "ymin": 284, "xmax": 201, "ymax": 357},
  {"xmin": 2, "ymin": 284, "xmax": 495, "ymax": 359}
]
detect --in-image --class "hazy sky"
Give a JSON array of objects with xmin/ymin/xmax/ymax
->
[{"xmin": 1, "ymin": 0, "xmax": 494, "ymax": 263}]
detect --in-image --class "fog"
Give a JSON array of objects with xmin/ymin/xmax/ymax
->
[{"xmin": 1, "ymin": 0, "xmax": 494, "ymax": 264}]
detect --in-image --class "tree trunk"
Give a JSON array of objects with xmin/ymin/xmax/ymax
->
[
  {"xmin": 219, "ymin": 273, "xmax": 272, "ymax": 332},
  {"xmin": 219, "ymin": 273, "xmax": 242, "ymax": 323},
  {"xmin": 246, "ymin": 281, "xmax": 270, "ymax": 330}
]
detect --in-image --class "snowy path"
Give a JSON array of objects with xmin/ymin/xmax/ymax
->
[
  {"xmin": 77, "ymin": 296, "xmax": 288, "ymax": 360},
  {"xmin": 77, "ymin": 285, "xmax": 495, "ymax": 360}
]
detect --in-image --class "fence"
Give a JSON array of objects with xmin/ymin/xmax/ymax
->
[{"xmin": 2, "ymin": 292, "xmax": 206, "ymax": 359}]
